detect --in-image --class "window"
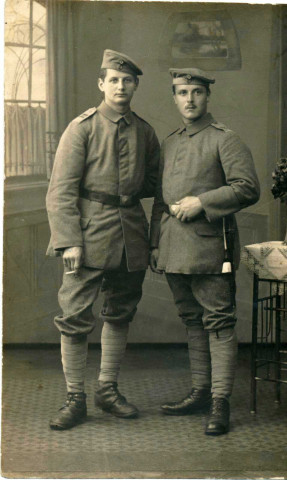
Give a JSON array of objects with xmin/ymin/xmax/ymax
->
[{"xmin": 5, "ymin": 0, "xmax": 46, "ymax": 178}]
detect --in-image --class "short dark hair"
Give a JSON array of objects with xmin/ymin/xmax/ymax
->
[
  {"xmin": 172, "ymin": 84, "xmax": 211, "ymax": 96},
  {"xmin": 99, "ymin": 68, "xmax": 107, "ymax": 81},
  {"xmin": 98, "ymin": 68, "xmax": 138, "ymax": 83}
]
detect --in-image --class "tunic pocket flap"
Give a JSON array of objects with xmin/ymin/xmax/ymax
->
[
  {"xmin": 80, "ymin": 217, "xmax": 91, "ymax": 230},
  {"xmin": 195, "ymin": 223, "xmax": 222, "ymax": 237}
]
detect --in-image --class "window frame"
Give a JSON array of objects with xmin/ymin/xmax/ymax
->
[
  {"xmin": 5, "ymin": 0, "xmax": 46, "ymax": 106},
  {"xmin": 5, "ymin": 0, "xmax": 47, "ymax": 185}
]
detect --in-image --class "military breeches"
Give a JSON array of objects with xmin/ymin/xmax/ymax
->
[
  {"xmin": 165, "ymin": 273, "xmax": 236, "ymax": 332},
  {"xmin": 55, "ymin": 255, "xmax": 146, "ymax": 337}
]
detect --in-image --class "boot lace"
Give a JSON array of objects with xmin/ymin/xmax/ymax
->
[
  {"xmin": 60, "ymin": 393, "xmax": 86, "ymax": 411},
  {"xmin": 210, "ymin": 398, "xmax": 228, "ymax": 416}
]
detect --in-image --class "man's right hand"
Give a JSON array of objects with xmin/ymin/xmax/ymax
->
[
  {"xmin": 150, "ymin": 248, "xmax": 163, "ymax": 274},
  {"xmin": 63, "ymin": 246, "xmax": 83, "ymax": 276}
]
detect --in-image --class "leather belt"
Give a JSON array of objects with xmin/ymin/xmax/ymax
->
[{"xmin": 80, "ymin": 187, "xmax": 140, "ymax": 208}]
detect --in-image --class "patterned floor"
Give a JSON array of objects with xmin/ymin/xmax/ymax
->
[{"xmin": 2, "ymin": 346, "xmax": 287, "ymax": 478}]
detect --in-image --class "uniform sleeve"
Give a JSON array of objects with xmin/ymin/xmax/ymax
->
[
  {"xmin": 139, "ymin": 127, "xmax": 160, "ymax": 198},
  {"xmin": 198, "ymin": 131, "xmax": 260, "ymax": 222},
  {"xmin": 46, "ymin": 120, "xmax": 88, "ymax": 251},
  {"xmin": 150, "ymin": 142, "xmax": 166, "ymax": 248}
]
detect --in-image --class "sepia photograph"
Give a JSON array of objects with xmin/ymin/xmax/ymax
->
[{"xmin": 2, "ymin": 0, "xmax": 287, "ymax": 478}]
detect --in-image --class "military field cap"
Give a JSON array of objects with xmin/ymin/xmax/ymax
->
[
  {"xmin": 169, "ymin": 68, "xmax": 215, "ymax": 86},
  {"xmin": 101, "ymin": 49, "xmax": 143, "ymax": 76}
]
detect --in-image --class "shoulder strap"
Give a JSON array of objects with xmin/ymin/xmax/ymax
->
[
  {"xmin": 210, "ymin": 122, "xmax": 233, "ymax": 134},
  {"xmin": 75, "ymin": 107, "xmax": 97, "ymax": 123}
]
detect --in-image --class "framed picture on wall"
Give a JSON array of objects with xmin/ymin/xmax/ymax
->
[{"xmin": 159, "ymin": 9, "xmax": 241, "ymax": 71}]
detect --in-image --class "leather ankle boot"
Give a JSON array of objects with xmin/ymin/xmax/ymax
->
[
  {"xmin": 205, "ymin": 397, "xmax": 230, "ymax": 435},
  {"xmin": 160, "ymin": 388, "xmax": 211, "ymax": 416},
  {"xmin": 95, "ymin": 381, "xmax": 139, "ymax": 418},
  {"xmin": 49, "ymin": 392, "xmax": 87, "ymax": 430}
]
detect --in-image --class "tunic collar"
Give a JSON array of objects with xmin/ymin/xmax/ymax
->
[
  {"xmin": 97, "ymin": 101, "xmax": 132, "ymax": 125},
  {"xmin": 177, "ymin": 112, "xmax": 215, "ymax": 136}
]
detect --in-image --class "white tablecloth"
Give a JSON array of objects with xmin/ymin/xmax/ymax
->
[{"xmin": 241, "ymin": 241, "xmax": 287, "ymax": 281}]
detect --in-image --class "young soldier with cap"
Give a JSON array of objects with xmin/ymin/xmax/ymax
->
[
  {"xmin": 46, "ymin": 49, "xmax": 160, "ymax": 430},
  {"xmin": 150, "ymin": 68, "xmax": 260, "ymax": 435}
]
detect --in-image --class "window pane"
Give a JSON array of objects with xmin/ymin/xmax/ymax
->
[
  {"xmin": 5, "ymin": 0, "xmax": 46, "ymax": 179},
  {"xmin": 33, "ymin": 2, "xmax": 46, "ymax": 47},
  {"xmin": 5, "ymin": 0, "xmax": 30, "ymax": 45},
  {"xmin": 5, "ymin": 46, "xmax": 29, "ymax": 100},
  {"xmin": 31, "ymin": 49, "xmax": 45, "ymax": 101}
]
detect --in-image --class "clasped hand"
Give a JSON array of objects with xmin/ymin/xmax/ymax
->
[
  {"xmin": 170, "ymin": 196, "xmax": 203, "ymax": 222},
  {"xmin": 63, "ymin": 246, "xmax": 83, "ymax": 275}
]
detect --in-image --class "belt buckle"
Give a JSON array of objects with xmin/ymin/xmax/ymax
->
[{"xmin": 120, "ymin": 195, "xmax": 132, "ymax": 207}]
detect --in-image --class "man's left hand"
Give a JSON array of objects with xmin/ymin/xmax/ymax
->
[{"xmin": 170, "ymin": 196, "xmax": 203, "ymax": 222}]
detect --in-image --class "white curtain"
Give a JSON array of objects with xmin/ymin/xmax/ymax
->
[
  {"xmin": 5, "ymin": 104, "xmax": 46, "ymax": 177},
  {"xmin": 46, "ymin": 0, "xmax": 77, "ymax": 179}
]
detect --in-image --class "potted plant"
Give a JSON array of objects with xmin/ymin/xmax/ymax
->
[{"xmin": 271, "ymin": 157, "xmax": 287, "ymax": 245}]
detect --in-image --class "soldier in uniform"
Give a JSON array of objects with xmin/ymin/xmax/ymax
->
[
  {"xmin": 150, "ymin": 68, "xmax": 260, "ymax": 435},
  {"xmin": 46, "ymin": 49, "xmax": 160, "ymax": 430}
]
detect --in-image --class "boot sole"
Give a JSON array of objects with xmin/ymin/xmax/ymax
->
[
  {"xmin": 160, "ymin": 405, "xmax": 210, "ymax": 416},
  {"xmin": 95, "ymin": 400, "xmax": 139, "ymax": 418},
  {"xmin": 49, "ymin": 415, "xmax": 87, "ymax": 430},
  {"xmin": 99, "ymin": 406, "xmax": 139, "ymax": 418},
  {"xmin": 49, "ymin": 418, "xmax": 85, "ymax": 430},
  {"xmin": 205, "ymin": 427, "xmax": 229, "ymax": 436}
]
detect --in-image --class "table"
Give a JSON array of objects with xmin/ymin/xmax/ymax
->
[{"xmin": 241, "ymin": 242, "xmax": 287, "ymax": 413}]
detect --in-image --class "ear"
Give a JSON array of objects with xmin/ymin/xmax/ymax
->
[
  {"xmin": 98, "ymin": 78, "xmax": 104, "ymax": 92},
  {"xmin": 134, "ymin": 78, "xmax": 139, "ymax": 91}
]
